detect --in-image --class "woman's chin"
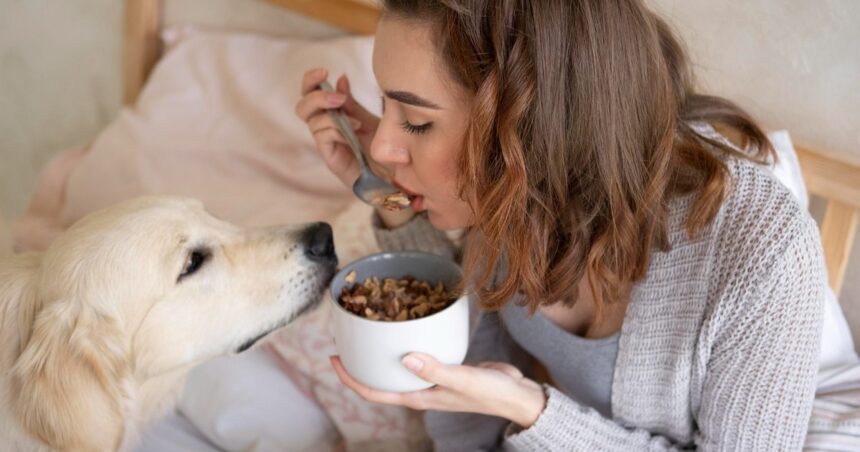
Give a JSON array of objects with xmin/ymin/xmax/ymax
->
[{"xmin": 426, "ymin": 209, "xmax": 469, "ymax": 231}]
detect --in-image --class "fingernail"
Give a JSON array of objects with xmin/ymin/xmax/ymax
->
[
  {"xmin": 402, "ymin": 355, "xmax": 424, "ymax": 372},
  {"xmin": 327, "ymin": 94, "xmax": 346, "ymax": 105},
  {"xmin": 350, "ymin": 118, "xmax": 362, "ymax": 129}
]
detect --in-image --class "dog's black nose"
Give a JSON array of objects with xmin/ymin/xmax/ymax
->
[{"xmin": 302, "ymin": 222, "xmax": 336, "ymax": 263}]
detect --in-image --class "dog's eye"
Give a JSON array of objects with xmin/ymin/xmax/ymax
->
[{"xmin": 179, "ymin": 249, "xmax": 210, "ymax": 281}]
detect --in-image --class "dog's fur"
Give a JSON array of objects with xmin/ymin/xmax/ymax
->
[{"xmin": 0, "ymin": 197, "xmax": 337, "ymax": 451}]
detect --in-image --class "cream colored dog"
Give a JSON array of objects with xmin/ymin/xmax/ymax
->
[{"xmin": 0, "ymin": 196, "xmax": 338, "ymax": 451}]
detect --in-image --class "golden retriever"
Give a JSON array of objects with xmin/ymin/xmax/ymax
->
[{"xmin": 0, "ymin": 196, "xmax": 338, "ymax": 451}]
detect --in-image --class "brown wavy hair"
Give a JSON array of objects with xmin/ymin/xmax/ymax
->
[{"xmin": 381, "ymin": 0, "xmax": 774, "ymax": 314}]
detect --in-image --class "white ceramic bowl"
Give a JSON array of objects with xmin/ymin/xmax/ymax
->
[{"xmin": 330, "ymin": 251, "xmax": 469, "ymax": 392}]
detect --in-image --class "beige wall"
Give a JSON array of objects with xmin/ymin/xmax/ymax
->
[
  {"xmin": 1, "ymin": 0, "xmax": 858, "ymax": 334},
  {"xmin": 648, "ymin": 0, "xmax": 860, "ymax": 159},
  {"xmin": 0, "ymin": 214, "xmax": 10, "ymax": 256},
  {"xmin": 0, "ymin": 0, "xmax": 122, "ymax": 218}
]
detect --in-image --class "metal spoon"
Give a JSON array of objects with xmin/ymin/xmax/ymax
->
[{"xmin": 318, "ymin": 81, "xmax": 401, "ymax": 207}]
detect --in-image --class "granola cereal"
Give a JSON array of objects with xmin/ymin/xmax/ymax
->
[
  {"xmin": 344, "ymin": 270, "xmax": 357, "ymax": 284},
  {"xmin": 338, "ymin": 275, "xmax": 457, "ymax": 321},
  {"xmin": 370, "ymin": 191, "xmax": 412, "ymax": 211}
]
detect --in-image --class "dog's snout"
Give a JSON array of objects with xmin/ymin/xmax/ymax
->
[{"xmin": 302, "ymin": 222, "xmax": 335, "ymax": 263}]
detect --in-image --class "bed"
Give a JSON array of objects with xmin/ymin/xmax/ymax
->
[{"xmin": 12, "ymin": 0, "xmax": 860, "ymax": 450}]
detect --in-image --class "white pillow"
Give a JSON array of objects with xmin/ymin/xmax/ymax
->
[
  {"xmin": 765, "ymin": 130, "xmax": 859, "ymax": 372},
  {"xmin": 768, "ymin": 131, "xmax": 809, "ymax": 210},
  {"xmin": 62, "ymin": 30, "xmax": 381, "ymax": 229},
  {"xmin": 173, "ymin": 348, "xmax": 341, "ymax": 452}
]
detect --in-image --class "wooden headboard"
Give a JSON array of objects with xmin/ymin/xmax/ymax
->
[
  {"xmin": 122, "ymin": 0, "xmax": 860, "ymax": 294},
  {"xmin": 122, "ymin": 0, "xmax": 380, "ymax": 105}
]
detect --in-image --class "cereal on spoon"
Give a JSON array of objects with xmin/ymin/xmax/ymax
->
[{"xmin": 370, "ymin": 191, "xmax": 412, "ymax": 211}]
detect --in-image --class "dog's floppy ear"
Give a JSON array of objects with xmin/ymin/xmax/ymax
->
[
  {"xmin": 12, "ymin": 294, "xmax": 129, "ymax": 451},
  {"xmin": 0, "ymin": 253, "xmax": 42, "ymax": 359}
]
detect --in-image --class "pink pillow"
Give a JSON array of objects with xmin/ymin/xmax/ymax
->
[{"xmin": 62, "ymin": 30, "xmax": 380, "ymax": 228}]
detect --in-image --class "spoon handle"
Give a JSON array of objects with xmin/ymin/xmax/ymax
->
[{"xmin": 318, "ymin": 81, "xmax": 369, "ymax": 169}]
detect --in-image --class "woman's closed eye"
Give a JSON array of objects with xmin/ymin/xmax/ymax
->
[
  {"xmin": 381, "ymin": 96, "xmax": 434, "ymax": 135},
  {"xmin": 401, "ymin": 120, "xmax": 432, "ymax": 135}
]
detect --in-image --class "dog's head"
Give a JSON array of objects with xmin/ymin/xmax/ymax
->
[{"xmin": 9, "ymin": 196, "xmax": 337, "ymax": 449}]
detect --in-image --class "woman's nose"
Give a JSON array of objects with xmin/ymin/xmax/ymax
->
[{"xmin": 369, "ymin": 121, "xmax": 410, "ymax": 166}]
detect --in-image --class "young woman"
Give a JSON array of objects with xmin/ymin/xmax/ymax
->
[{"xmin": 295, "ymin": 0, "xmax": 825, "ymax": 450}]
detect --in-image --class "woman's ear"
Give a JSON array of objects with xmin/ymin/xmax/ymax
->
[{"xmin": 11, "ymin": 298, "xmax": 129, "ymax": 451}]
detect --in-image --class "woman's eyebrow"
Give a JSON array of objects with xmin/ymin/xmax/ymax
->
[{"xmin": 384, "ymin": 90, "xmax": 442, "ymax": 109}]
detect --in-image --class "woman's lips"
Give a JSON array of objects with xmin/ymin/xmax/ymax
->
[
  {"xmin": 410, "ymin": 195, "xmax": 425, "ymax": 212},
  {"xmin": 392, "ymin": 181, "xmax": 425, "ymax": 212},
  {"xmin": 392, "ymin": 181, "xmax": 419, "ymax": 197}
]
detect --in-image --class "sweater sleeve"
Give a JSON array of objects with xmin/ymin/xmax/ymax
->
[
  {"xmin": 503, "ymin": 217, "xmax": 825, "ymax": 451},
  {"xmin": 371, "ymin": 211, "xmax": 459, "ymax": 261},
  {"xmin": 425, "ymin": 311, "xmax": 537, "ymax": 451}
]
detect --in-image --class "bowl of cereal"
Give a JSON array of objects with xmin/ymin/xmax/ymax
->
[{"xmin": 330, "ymin": 251, "xmax": 469, "ymax": 392}]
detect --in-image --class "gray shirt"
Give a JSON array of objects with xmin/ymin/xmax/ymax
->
[{"xmin": 501, "ymin": 303, "xmax": 619, "ymax": 418}]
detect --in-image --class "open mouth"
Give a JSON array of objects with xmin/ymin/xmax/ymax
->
[
  {"xmin": 392, "ymin": 181, "xmax": 418, "ymax": 200},
  {"xmin": 392, "ymin": 181, "xmax": 424, "ymax": 211},
  {"xmin": 236, "ymin": 317, "xmax": 288, "ymax": 353},
  {"xmin": 236, "ymin": 330, "xmax": 272, "ymax": 353}
]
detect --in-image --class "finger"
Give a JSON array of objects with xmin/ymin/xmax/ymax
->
[
  {"xmin": 336, "ymin": 73, "xmax": 350, "ymax": 95},
  {"xmin": 396, "ymin": 386, "xmax": 465, "ymax": 412},
  {"xmin": 336, "ymin": 74, "xmax": 370, "ymax": 119},
  {"xmin": 295, "ymin": 91, "xmax": 347, "ymax": 121},
  {"xmin": 313, "ymin": 132, "xmax": 352, "ymax": 174},
  {"xmin": 301, "ymin": 67, "xmax": 329, "ymax": 95},
  {"xmin": 401, "ymin": 353, "xmax": 464, "ymax": 389},
  {"xmin": 476, "ymin": 362, "xmax": 524, "ymax": 379},
  {"xmin": 313, "ymin": 129, "xmax": 350, "ymax": 155},
  {"xmin": 336, "ymin": 74, "xmax": 357, "ymax": 115},
  {"xmin": 330, "ymin": 356, "xmax": 413, "ymax": 406},
  {"xmin": 308, "ymin": 112, "xmax": 361, "ymax": 135}
]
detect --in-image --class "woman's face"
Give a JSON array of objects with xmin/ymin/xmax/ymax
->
[{"xmin": 370, "ymin": 17, "xmax": 474, "ymax": 230}]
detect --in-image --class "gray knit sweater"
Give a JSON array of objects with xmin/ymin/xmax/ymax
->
[{"xmin": 372, "ymin": 136, "xmax": 826, "ymax": 451}]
